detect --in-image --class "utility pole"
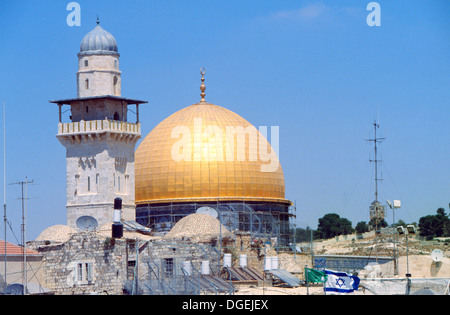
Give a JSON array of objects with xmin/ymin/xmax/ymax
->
[{"xmin": 11, "ymin": 177, "xmax": 33, "ymax": 295}]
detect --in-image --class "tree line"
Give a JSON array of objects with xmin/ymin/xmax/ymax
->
[{"xmin": 294, "ymin": 207, "xmax": 450, "ymax": 242}]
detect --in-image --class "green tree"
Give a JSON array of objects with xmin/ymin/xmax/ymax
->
[
  {"xmin": 294, "ymin": 227, "xmax": 313, "ymax": 242},
  {"xmin": 317, "ymin": 213, "xmax": 354, "ymax": 239},
  {"xmin": 369, "ymin": 218, "xmax": 388, "ymax": 230},
  {"xmin": 355, "ymin": 221, "xmax": 369, "ymax": 234},
  {"xmin": 418, "ymin": 208, "xmax": 450, "ymax": 240}
]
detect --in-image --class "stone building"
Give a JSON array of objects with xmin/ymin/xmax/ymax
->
[{"xmin": 30, "ymin": 215, "xmax": 230, "ymax": 295}]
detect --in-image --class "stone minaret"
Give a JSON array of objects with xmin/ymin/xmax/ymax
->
[{"xmin": 50, "ymin": 21, "xmax": 147, "ymax": 230}]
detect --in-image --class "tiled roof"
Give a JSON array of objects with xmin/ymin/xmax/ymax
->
[{"xmin": 0, "ymin": 240, "xmax": 40, "ymax": 256}]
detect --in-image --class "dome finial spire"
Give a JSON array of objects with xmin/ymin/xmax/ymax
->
[
  {"xmin": 96, "ymin": 15, "xmax": 100, "ymax": 25},
  {"xmin": 200, "ymin": 67, "xmax": 206, "ymax": 102}
]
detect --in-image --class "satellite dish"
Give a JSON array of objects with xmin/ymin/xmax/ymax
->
[
  {"xmin": 431, "ymin": 249, "xmax": 443, "ymax": 262},
  {"xmin": 196, "ymin": 206, "xmax": 218, "ymax": 219},
  {"xmin": 76, "ymin": 215, "xmax": 98, "ymax": 231},
  {"xmin": 5, "ymin": 283, "xmax": 24, "ymax": 295}
]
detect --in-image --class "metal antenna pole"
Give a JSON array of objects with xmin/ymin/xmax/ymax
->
[
  {"xmin": 374, "ymin": 123, "xmax": 378, "ymax": 201},
  {"xmin": 367, "ymin": 121, "xmax": 385, "ymax": 229},
  {"xmin": 11, "ymin": 177, "xmax": 33, "ymax": 295},
  {"xmin": 370, "ymin": 122, "xmax": 384, "ymax": 204},
  {"xmin": 3, "ymin": 101, "xmax": 6, "ymax": 290}
]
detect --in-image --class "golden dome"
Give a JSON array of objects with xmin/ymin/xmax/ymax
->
[{"xmin": 135, "ymin": 101, "xmax": 289, "ymax": 205}]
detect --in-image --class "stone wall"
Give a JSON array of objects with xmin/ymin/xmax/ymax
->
[
  {"xmin": 31, "ymin": 232, "xmax": 221, "ymax": 295},
  {"xmin": 35, "ymin": 233, "xmax": 126, "ymax": 295},
  {"xmin": 77, "ymin": 54, "xmax": 121, "ymax": 98}
]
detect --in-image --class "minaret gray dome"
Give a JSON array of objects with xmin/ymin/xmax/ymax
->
[{"xmin": 79, "ymin": 22, "xmax": 118, "ymax": 55}]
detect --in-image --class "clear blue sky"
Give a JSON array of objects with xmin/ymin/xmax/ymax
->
[{"xmin": 0, "ymin": 0, "xmax": 448, "ymax": 242}]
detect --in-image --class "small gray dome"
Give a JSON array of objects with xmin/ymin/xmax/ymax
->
[{"xmin": 80, "ymin": 23, "xmax": 118, "ymax": 54}]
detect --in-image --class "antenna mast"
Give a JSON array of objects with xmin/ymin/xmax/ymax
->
[
  {"xmin": 367, "ymin": 121, "xmax": 385, "ymax": 228},
  {"xmin": 11, "ymin": 177, "xmax": 33, "ymax": 295},
  {"xmin": 3, "ymin": 101, "xmax": 6, "ymax": 290},
  {"xmin": 369, "ymin": 121, "xmax": 385, "ymax": 201}
]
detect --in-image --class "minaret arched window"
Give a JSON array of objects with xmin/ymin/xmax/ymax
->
[
  {"xmin": 85, "ymin": 79, "xmax": 89, "ymax": 90},
  {"xmin": 113, "ymin": 76, "xmax": 118, "ymax": 95},
  {"xmin": 113, "ymin": 112, "xmax": 119, "ymax": 121},
  {"xmin": 85, "ymin": 60, "xmax": 89, "ymax": 67},
  {"xmin": 96, "ymin": 173, "xmax": 99, "ymax": 193}
]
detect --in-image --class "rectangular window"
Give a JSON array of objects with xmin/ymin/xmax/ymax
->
[
  {"xmin": 75, "ymin": 262, "xmax": 94, "ymax": 285},
  {"xmin": 127, "ymin": 261, "xmax": 136, "ymax": 280},
  {"xmin": 163, "ymin": 258, "xmax": 174, "ymax": 278},
  {"xmin": 87, "ymin": 176, "xmax": 91, "ymax": 192},
  {"xmin": 86, "ymin": 263, "xmax": 92, "ymax": 282},
  {"xmin": 77, "ymin": 263, "xmax": 83, "ymax": 282}
]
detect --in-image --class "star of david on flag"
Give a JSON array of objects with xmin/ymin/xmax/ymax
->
[{"xmin": 324, "ymin": 269, "xmax": 360, "ymax": 294}]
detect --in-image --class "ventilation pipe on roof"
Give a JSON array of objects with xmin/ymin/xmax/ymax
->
[{"xmin": 112, "ymin": 197, "xmax": 123, "ymax": 238}]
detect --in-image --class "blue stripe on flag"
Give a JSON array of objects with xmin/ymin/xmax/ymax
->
[
  {"xmin": 323, "ymin": 269, "xmax": 360, "ymax": 294},
  {"xmin": 324, "ymin": 270, "xmax": 349, "ymax": 277},
  {"xmin": 325, "ymin": 287, "xmax": 355, "ymax": 293}
]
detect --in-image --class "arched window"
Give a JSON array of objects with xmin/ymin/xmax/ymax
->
[
  {"xmin": 113, "ymin": 76, "xmax": 118, "ymax": 95},
  {"xmin": 96, "ymin": 173, "xmax": 99, "ymax": 193},
  {"xmin": 124, "ymin": 175, "xmax": 129, "ymax": 194},
  {"xmin": 113, "ymin": 112, "xmax": 119, "ymax": 121},
  {"xmin": 85, "ymin": 79, "xmax": 89, "ymax": 89},
  {"xmin": 85, "ymin": 60, "xmax": 89, "ymax": 67},
  {"xmin": 114, "ymin": 60, "xmax": 118, "ymax": 68},
  {"xmin": 75, "ymin": 174, "xmax": 80, "ymax": 195}
]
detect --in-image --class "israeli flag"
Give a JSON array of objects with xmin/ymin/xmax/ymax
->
[{"xmin": 324, "ymin": 270, "xmax": 360, "ymax": 294}]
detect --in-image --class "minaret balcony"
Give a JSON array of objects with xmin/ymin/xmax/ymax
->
[{"xmin": 57, "ymin": 119, "xmax": 141, "ymax": 144}]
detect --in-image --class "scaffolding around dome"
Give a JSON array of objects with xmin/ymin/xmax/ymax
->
[{"xmin": 136, "ymin": 200, "xmax": 296, "ymax": 247}]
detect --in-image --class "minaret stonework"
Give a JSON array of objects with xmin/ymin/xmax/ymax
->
[{"xmin": 50, "ymin": 22, "xmax": 146, "ymax": 230}]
